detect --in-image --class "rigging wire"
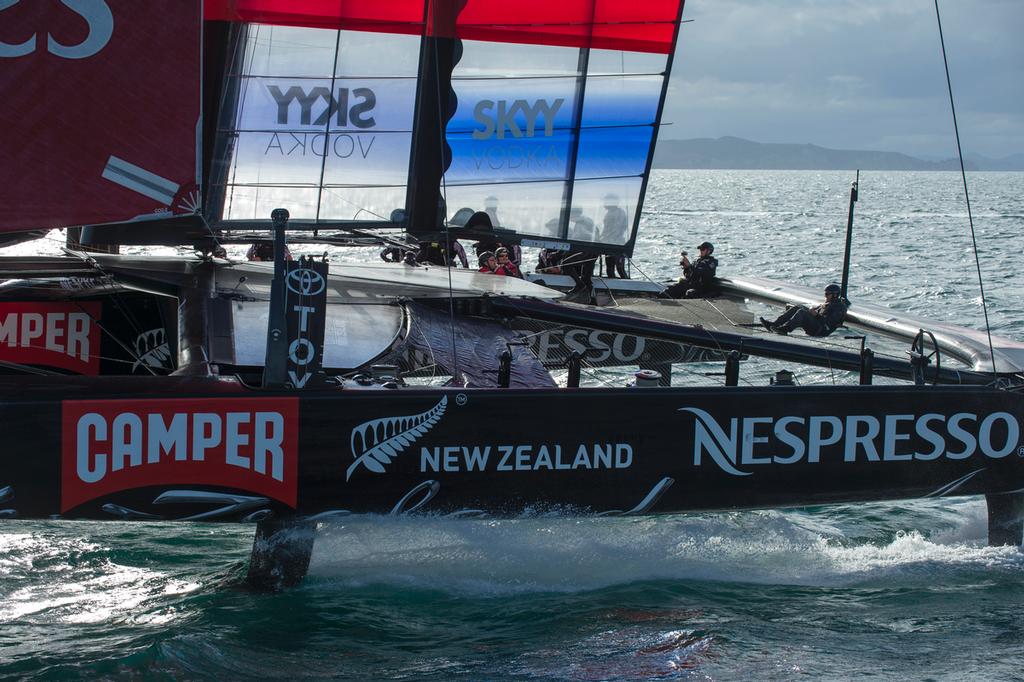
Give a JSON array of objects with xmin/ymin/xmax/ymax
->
[
  {"xmin": 933, "ymin": 0, "xmax": 998, "ymax": 379},
  {"xmin": 65, "ymin": 253, "xmax": 162, "ymax": 376},
  {"xmin": 431, "ymin": 36, "xmax": 461, "ymax": 384},
  {"xmin": 57, "ymin": 247, "xmax": 160, "ymax": 375}
]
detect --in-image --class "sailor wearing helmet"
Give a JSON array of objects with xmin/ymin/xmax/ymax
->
[
  {"xmin": 761, "ymin": 283, "xmax": 849, "ymax": 337},
  {"xmin": 494, "ymin": 247, "xmax": 523, "ymax": 278},
  {"xmin": 659, "ymin": 241, "xmax": 718, "ymax": 298},
  {"xmin": 478, "ymin": 251, "xmax": 498, "ymax": 273}
]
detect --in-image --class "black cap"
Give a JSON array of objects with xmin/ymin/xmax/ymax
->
[
  {"xmin": 698, "ymin": 241, "xmax": 714, "ymax": 253},
  {"xmin": 825, "ymin": 283, "xmax": 841, "ymax": 294},
  {"xmin": 478, "ymin": 251, "xmax": 495, "ymax": 266}
]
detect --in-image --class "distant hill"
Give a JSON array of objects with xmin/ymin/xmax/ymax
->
[
  {"xmin": 653, "ymin": 136, "xmax": 1024, "ymax": 171},
  {"xmin": 965, "ymin": 151, "xmax": 1024, "ymax": 171}
]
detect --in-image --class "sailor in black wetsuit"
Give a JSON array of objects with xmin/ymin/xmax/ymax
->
[
  {"xmin": 761, "ymin": 283, "xmax": 849, "ymax": 337},
  {"xmin": 414, "ymin": 240, "xmax": 468, "ymax": 267},
  {"xmin": 659, "ymin": 241, "xmax": 718, "ymax": 298}
]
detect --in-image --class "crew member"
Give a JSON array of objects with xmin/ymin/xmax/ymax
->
[
  {"xmin": 536, "ymin": 249, "xmax": 564, "ymax": 282},
  {"xmin": 478, "ymin": 251, "xmax": 497, "ymax": 273},
  {"xmin": 246, "ymin": 240, "xmax": 293, "ymax": 262},
  {"xmin": 761, "ymin": 283, "xmax": 849, "ymax": 337},
  {"xmin": 495, "ymin": 247, "xmax": 522, "ymax": 278},
  {"xmin": 659, "ymin": 241, "xmax": 718, "ymax": 298},
  {"xmin": 415, "ymin": 239, "xmax": 469, "ymax": 268}
]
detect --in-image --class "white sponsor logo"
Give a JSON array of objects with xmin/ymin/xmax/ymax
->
[
  {"xmin": 285, "ymin": 268, "xmax": 325, "ymax": 296},
  {"xmin": 532, "ymin": 328, "xmax": 645, "ymax": 364},
  {"xmin": 681, "ymin": 407, "xmax": 1022, "ymax": 476},
  {"xmin": 420, "ymin": 443, "xmax": 633, "ymax": 473},
  {"xmin": 1, "ymin": 0, "xmax": 113, "ymax": 59},
  {"xmin": 285, "ymin": 262, "xmax": 327, "ymax": 388},
  {"xmin": 75, "ymin": 410, "xmax": 286, "ymax": 484},
  {"xmin": 0, "ymin": 310, "xmax": 91, "ymax": 362},
  {"xmin": 132, "ymin": 328, "xmax": 171, "ymax": 372},
  {"xmin": 345, "ymin": 396, "xmax": 635, "ymax": 478},
  {"xmin": 346, "ymin": 397, "xmax": 448, "ymax": 480}
]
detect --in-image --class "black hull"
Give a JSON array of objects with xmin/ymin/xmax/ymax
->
[{"xmin": 2, "ymin": 376, "xmax": 1022, "ymax": 521}]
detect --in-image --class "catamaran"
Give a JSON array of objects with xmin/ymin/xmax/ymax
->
[{"xmin": 1, "ymin": 0, "xmax": 1022, "ymax": 589}]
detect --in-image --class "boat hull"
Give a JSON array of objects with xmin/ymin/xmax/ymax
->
[{"xmin": 2, "ymin": 377, "xmax": 1022, "ymax": 521}]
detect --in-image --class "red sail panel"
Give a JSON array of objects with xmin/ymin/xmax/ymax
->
[
  {"xmin": 204, "ymin": 0, "xmax": 428, "ymax": 36},
  {"xmin": 0, "ymin": 1, "xmax": 201, "ymax": 233},
  {"xmin": 450, "ymin": 0, "xmax": 681, "ymax": 54},
  {"xmin": 204, "ymin": 0, "xmax": 682, "ymax": 53}
]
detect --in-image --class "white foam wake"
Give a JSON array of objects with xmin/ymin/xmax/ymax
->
[{"xmin": 307, "ymin": 500, "xmax": 1024, "ymax": 594}]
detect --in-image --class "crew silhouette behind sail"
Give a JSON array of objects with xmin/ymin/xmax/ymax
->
[{"xmin": 601, "ymin": 194, "xmax": 629, "ymax": 278}]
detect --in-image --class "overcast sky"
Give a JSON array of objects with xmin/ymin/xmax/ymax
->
[{"xmin": 663, "ymin": 0, "xmax": 1024, "ymax": 159}]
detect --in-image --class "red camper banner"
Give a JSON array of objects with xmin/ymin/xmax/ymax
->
[
  {"xmin": 61, "ymin": 397, "xmax": 300, "ymax": 512},
  {"xmin": 0, "ymin": 1, "xmax": 201, "ymax": 232},
  {"xmin": 0, "ymin": 301, "xmax": 101, "ymax": 374}
]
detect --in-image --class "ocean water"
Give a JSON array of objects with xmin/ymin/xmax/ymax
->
[{"xmin": 2, "ymin": 170, "xmax": 1024, "ymax": 680}]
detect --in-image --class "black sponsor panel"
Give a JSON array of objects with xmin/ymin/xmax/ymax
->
[
  {"xmin": 2, "ymin": 377, "xmax": 1023, "ymax": 520},
  {"xmin": 0, "ymin": 400, "xmax": 62, "ymax": 518},
  {"xmin": 284, "ymin": 258, "xmax": 328, "ymax": 388},
  {"xmin": 99, "ymin": 293, "xmax": 177, "ymax": 375},
  {"xmin": 0, "ymin": 290, "xmax": 175, "ymax": 376},
  {"xmin": 298, "ymin": 385, "xmax": 1024, "ymax": 515}
]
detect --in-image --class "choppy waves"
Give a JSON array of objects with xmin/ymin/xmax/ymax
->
[{"xmin": 3, "ymin": 170, "xmax": 1024, "ymax": 679}]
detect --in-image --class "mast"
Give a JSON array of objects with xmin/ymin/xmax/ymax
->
[{"xmin": 405, "ymin": 1, "xmax": 465, "ymax": 238}]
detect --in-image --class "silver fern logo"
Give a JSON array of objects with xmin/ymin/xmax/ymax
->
[
  {"xmin": 133, "ymin": 328, "xmax": 172, "ymax": 372},
  {"xmin": 346, "ymin": 396, "xmax": 448, "ymax": 480}
]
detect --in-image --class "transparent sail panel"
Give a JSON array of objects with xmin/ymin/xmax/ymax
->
[
  {"xmin": 580, "ymin": 75, "xmax": 664, "ymax": 126},
  {"xmin": 569, "ymin": 177, "xmax": 642, "ymax": 245},
  {"xmin": 446, "ymin": 131, "xmax": 573, "ymax": 185},
  {"xmin": 574, "ymin": 127, "xmax": 653, "ymax": 179},
  {"xmin": 443, "ymin": 41, "xmax": 668, "ymax": 252},
  {"xmin": 455, "ymin": 39, "xmax": 583, "ymax": 77},
  {"xmin": 585, "ymin": 48, "xmax": 668, "ymax": 76},
  {"xmin": 241, "ymin": 24, "xmax": 338, "ymax": 76},
  {"xmin": 444, "ymin": 181, "xmax": 569, "ymax": 237},
  {"xmin": 214, "ymin": 25, "xmax": 419, "ymax": 225}
]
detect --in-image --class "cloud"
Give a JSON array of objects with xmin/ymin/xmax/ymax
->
[{"xmin": 665, "ymin": 0, "xmax": 1024, "ymax": 158}]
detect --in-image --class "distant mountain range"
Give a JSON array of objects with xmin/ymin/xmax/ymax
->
[{"xmin": 653, "ymin": 136, "xmax": 1024, "ymax": 171}]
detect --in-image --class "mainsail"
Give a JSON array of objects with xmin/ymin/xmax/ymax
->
[{"xmin": 207, "ymin": 0, "xmax": 684, "ymax": 256}]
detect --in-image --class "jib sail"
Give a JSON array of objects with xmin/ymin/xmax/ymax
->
[{"xmin": 0, "ymin": 1, "xmax": 201, "ymax": 233}]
